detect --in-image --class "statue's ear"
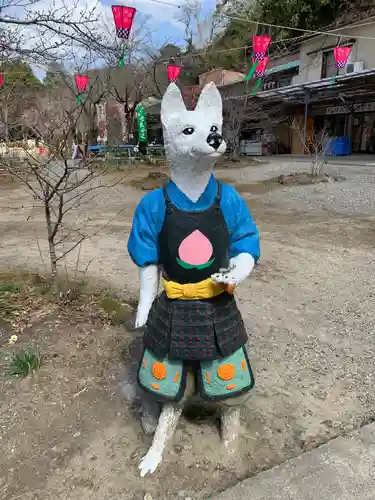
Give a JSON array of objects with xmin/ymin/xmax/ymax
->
[
  {"xmin": 161, "ymin": 83, "xmax": 187, "ymax": 126},
  {"xmin": 194, "ymin": 82, "xmax": 222, "ymax": 115}
]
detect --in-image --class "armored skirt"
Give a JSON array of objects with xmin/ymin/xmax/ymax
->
[{"xmin": 144, "ymin": 291, "xmax": 248, "ymax": 361}]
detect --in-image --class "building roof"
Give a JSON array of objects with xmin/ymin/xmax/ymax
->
[{"xmin": 254, "ymin": 69, "xmax": 375, "ymax": 104}]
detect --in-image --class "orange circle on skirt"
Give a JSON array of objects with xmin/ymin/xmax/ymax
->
[
  {"xmin": 152, "ymin": 362, "xmax": 167, "ymax": 380},
  {"xmin": 217, "ymin": 364, "xmax": 235, "ymax": 381}
]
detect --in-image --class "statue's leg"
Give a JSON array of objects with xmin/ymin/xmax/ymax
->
[
  {"xmin": 139, "ymin": 403, "xmax": 183, "ymax": 477},
  {"xmin": 140, "ymin": 395, "xmax": 160, "ymax": 436},
  {"xmin": 138, "ymin": 367, "xmax": 195, "ymax": 476},
  {"xmin": 220, "ymin": 405, "xmax": 241, "ymax": 453}
]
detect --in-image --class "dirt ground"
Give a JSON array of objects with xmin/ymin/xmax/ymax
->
[{"xmin": 1, "ymin": 159, "xmax": 375, "ymax": 500}]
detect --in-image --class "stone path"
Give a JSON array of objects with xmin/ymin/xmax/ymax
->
[{"xmin": 214, "ymin": 422, "xmax": 375, "ymax": 500}]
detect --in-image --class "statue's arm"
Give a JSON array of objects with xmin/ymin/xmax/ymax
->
[
  {"xmin": 211, "ymin": 185, "xmax": 259, "ymax": 288},
  {"xmin": 135, "ymin": 265, "xmax": 160, "ymax": 328}
]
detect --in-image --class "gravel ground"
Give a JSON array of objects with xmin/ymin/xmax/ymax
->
[
  {"xmin": 223, "ymin": 160, "xmax": 375, "ymax": 216},
  {"xmin": 0, "ymin": 159, "xmax": 375, "ymax": 499}
]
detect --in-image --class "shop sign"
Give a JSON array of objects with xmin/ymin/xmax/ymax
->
[
  {"xmin": 325, "ymin": 105, "xmax": 350, "ymax": 115},
  {"xmin": 353, "ymin": 101, "xmax": 375, "ymax": 113},
  {"xmin": 325, "ymin": 101, "xmax": 375, "ymax": 115}
]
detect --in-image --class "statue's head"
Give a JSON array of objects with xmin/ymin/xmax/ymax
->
[{"xmin": 161, "ymin": 82, "xmax": 226, "ymax": 171}]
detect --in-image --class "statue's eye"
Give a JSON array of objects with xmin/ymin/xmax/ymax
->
[
  {"xmin": 182, "ymin": 127, "xmax": 194, "ymax": 135},
  {"xmin": 210, "ymin": 125, "xmax": 218, "ymax": 133}
]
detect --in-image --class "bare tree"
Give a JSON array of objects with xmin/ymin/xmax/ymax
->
[
  {"xmin": 79, "ymin": 71, "xmax": 111, "ymax": 146},
  {"xmin": 1, "ymin": 79, "xmax": 129, "ymax": 293},
  {"xmin": 222, "ymin": 85, "xmax": 262, "ymax": 158},
  {"xmin": 107, "ymin": 66, "xmax": 149, "ymax": 142},
  {"xmin": 0, "ymin": 0, "xmax": 118, "ymax": 66},
  {"xmin": 0, "ymin": 80, "xmax": 19, "ymax": 142},
  {"xmin": 289, "ymin": 118, "xmax": 329, "ymax": 176},
  {"xmin": 223, "ymin": 95, "xmax": 248, "ymax": 158},
  {"xmin": 175, "ymin": 0, "xmax": 203, "ymax": 50}
]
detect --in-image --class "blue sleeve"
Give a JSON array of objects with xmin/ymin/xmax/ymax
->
[
  {"xmin": 221, "ymin": 184, "xmax": 260, "ymax": 262},
  {"xmin": 127, "ymin": 189, "xmax": 165, "ymax": 267}
]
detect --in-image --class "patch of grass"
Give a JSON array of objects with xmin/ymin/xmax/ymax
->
[
  {"xmin": 8, "ymin": 348, "xmax": 43, "ymax": 378},
  {"xmin": 0, "ymin": 282, "xmax": 21, "ymax": 294},
  {"xmin": 100, "ymin": 296, "xmax": 134, "ymax": 326},
  {"xmin": 0, "ymin": 281, "xmax": 22, "ymax": 317}
]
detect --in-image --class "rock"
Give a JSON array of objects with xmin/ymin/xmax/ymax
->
[
  {"xmin": 144, "ymin": 494, "xmax": 153, "ymax": 500},
  {"xmin": 148, "ymin": 171, "xmax": 168, "ymax": 180}
]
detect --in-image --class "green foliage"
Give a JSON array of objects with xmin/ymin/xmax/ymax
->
[
  {"xmin": 254, "ymin": 0, "xmax": 345, "ymax": 40},
  {"xmin": 43, "ymin": 66, "xmax": 67, "ymax": 88},
  {"xmin": 8, "ymin": 348, "xmax": 43, "ymax": 378},
  {"xmin": 2, "ymin": 59, "xmax": 42, "ymax": 90}
]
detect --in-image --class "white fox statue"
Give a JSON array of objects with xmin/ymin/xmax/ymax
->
[{"xmin": 127, "ymin": 81, "xmax": 260, "ymax": 477}]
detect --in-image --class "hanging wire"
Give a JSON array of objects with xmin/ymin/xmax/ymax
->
[
  {"xmin": 6, "ymin": 16, "xmax": 375, "ymax": 77},
  {"xmin": 222, "ymin": 14, "xmax": 375, "ymax": 41}
]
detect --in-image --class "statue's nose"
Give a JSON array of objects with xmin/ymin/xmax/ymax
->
[{"xmin": 207, "ymin": 132, "xmax": 223, "ymax": 150}]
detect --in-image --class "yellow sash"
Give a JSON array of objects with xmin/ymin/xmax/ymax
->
[
  {"xmin": 163, "ymin": 277, "xmax": 225, "ymax": 300},
  {"xmin": 163, "ymin": 278, "xmax": 236, "ymax": 300}
]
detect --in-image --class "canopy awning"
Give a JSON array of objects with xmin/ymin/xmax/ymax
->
[
  {"xmin": 266, "ymin": 60, "xmax": 300, "ymax": 76},
  {"xmin": 255, "ymin": 69, "xmax": 375, "ymax": 103}
]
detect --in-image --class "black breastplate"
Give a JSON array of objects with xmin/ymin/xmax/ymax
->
[{"xmin": 158, "ymin": 182, "xmax": 230, "ymax": 284}]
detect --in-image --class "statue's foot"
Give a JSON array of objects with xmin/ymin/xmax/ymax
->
[{"xmin": 139, "ymin": 448, "xmax": 163, "ymax": 477}]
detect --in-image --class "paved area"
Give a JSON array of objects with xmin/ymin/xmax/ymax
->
[
  {"xmin": 268, "ymin": 154, "xmax": 375, "ymax": 167},
  {"xmin": 213, "ymin": 422, "xmax": 375, "ymax": 500}
]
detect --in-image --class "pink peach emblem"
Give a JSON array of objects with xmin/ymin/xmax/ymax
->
[{"xmin": 178, "ymin": 230, "xmax": 213, "ymax": 266}]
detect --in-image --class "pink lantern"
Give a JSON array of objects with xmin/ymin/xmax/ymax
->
[
  {"xmin": 111, "ymin": 5, "xmax": 136, "ymax": 40},
  {"xmin": 74, "ymin": 74, "xmax": 89, "ymax": 93},
  {"xmin": 334, "ymin": 46, "xmax": 352, "ymax": 68},
  {"xmin": 253, "ymin": 35, "xmax": 271, "ymax": 60},
  {"xmin": 167, "ymin": 65, "xmax": 181, "ymax": 82},
  {"xmin": 0, "ymin": 73, "xmax": 3, "ymax": 87},
  {"xmin": 74, "ymin": 74, "xmax": 89, "ymax": 104},
  {"xmin": 252, "ymin": 57, "xmax": 269, "ymax": 77}
]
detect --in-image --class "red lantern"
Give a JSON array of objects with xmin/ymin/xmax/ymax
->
[
  {"xmin": 334, "ymin": 46, "xmax": 352, "ymax": 68},
  {"xmin": 252, "ymin": 57, "xmax": 269, "ymax": 77},
  {"xmin": 75, "ymin": 74, "xmax": 89, "ymax": 93},
  {"xmin": 167, "ymin": 65, "xmax": 181, "ymax": 82},
  {"xmin": 0, "ymin": 74, "xmax": 3, "ymax": 87},
  {"xmin": 111, "ymin": 5, "xmax": 136, "ymax": 40},
  {"xmin": 74, "ymin": 74, "xmax": 89, "ymax": 104},
  {"xmin": 253, "ymin": 35, "xmax": 271, "ymax": 60}
]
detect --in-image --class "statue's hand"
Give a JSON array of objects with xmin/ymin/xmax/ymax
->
[
  {"xmin": 134, "ymin": 310, "xmax": 149, "ymax": 329},
  {"xmin": 211, "ymin": 253, "xmax": 255, "ymax": 291},
  {"xmin": 211, "ymin": 264, "xmax": 237, "ymax": 294}
]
